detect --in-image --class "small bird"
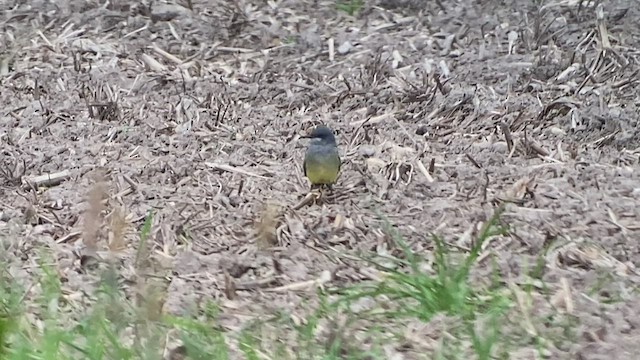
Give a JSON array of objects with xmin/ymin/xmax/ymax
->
[{"xmin": 302, "ymin": 125, "xmax": 341, "ymax": 187}]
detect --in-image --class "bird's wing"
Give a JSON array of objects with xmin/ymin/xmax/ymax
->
[{"xmin": 303, "ymin": 154, "xmax": 308, "ymax": 176}]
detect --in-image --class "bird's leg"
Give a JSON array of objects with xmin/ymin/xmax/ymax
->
[
  {"xmin": 320, "ymin": 184, "xmax": 337, "ymax": 202},
  {"xmin": 311, "ymin": 185, "xmax": 323, "ymax": 204}
]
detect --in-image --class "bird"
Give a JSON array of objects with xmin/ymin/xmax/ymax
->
[{"xmin": 302, "ymin": 125, "xmax": 341, "ymax": 187}]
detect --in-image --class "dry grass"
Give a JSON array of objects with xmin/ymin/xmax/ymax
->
[{"xmin": 2, "ymin": 0, "xmax": 640, "ymax": 359}]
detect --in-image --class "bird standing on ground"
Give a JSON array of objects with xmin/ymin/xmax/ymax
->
[{"xmin": 302, "ymin": 125, "xmax": 341, "ymax": 187}]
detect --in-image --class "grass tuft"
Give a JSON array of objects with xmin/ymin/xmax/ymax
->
[
  {"xmin": 0, "ymin": 205, "xmax": 580, "ymax": 359},
  {"xmin": 336, "ymin": 0, "xmax": 364, "ymax": 16}
]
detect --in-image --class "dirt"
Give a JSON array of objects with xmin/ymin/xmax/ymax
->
[{"xmin": 1, "ymin": 0, "xmax": 640, "ymax": 358}]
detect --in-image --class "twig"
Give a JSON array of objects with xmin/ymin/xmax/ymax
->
[
  {"xmin": 465, "ymin": 153, "xmax": 481, "ymax": 169},
  {"xmin": 415, "ymin": 159, "xmax": 434, "ymax": 183},
  {"xmin": 122, "ymin": 174, "xmax": 139, "ymax": 192},
  {"xmin": 265, "ymin": 270, "xmax": 332, "ymax": 292},
  {"xmin": 56, "ymin": 231, "xmax": 83, "ymax": 244},
  {"xmin": 235, "ymin": 276, "xmax": 279, "ymax": 290},
  {"xmin": 205, "ymin": 162, "xmax": 268, "ymax": 179},
  {"xmin": 214, "ymin": 46, "xmax": 255, "ymax": 53},
  {"xmin": 292, "ymin": 192, "xmax": 315, "ymax": 210},
  {"xmin": 596, "ymin": 4, "xmax": 611, "ymax": 49},
  {"xmin": 392, "ymin": 114, "xmax": 419, "ymax": 149},
  {"xmin": 530, "ymin": 141, "xmax": 549, "ymax": 157},
  {"xmin": 140, "ymin": 53, "xmax": 166, "ymax": 72},
  {"xmin": 465, "ymin": 153, "xmax": 489, "ymax": 202},
  {"xmin": 292, "ymin": 188, "xmax": 324, "ymax": 210},
  {"xmin": 23, "ymin": 170, "xmax": 71, "ymax": 188},
  {"xmin": 477, "ymin": 237, "xmax": 512, "ymax": 264},
  {"xmin": 223, "ymin": 271, "xmax": 236, "ymax": 300},
  {"xmin": 351, "ymin": 111, "xmax": 395, "ymax": 127},
  {"xmin": 328, "ymin": 37, "xmax": 335, "ymax": 62},
  {"xmin": 152, "ymin": 43, "xmax": 183, "ymax": 65},
  {"xmin": 607, "ymin": 207, "xmax": 629, "ymax": 238},
  {"xmin": 499, "ymin": 121, "xmax": 514, "ymax": 154}
]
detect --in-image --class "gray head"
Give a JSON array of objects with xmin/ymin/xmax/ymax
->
[{"xmin": 304, "ymin": 125, "xmax": 336, "ymax": 145}]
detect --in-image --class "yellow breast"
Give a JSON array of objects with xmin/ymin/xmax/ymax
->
[{"xmin": 305, "ymin": 161, "xmax": 340, "ymax": 184}]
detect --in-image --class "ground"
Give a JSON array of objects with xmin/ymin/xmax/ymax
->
[{"xmin": 1, "ymin": 0, "xmax": 640, "ymax": 359}]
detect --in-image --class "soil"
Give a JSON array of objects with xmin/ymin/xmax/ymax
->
[{"xmin": 1, "ymin": 0, "xmax": 640, "ymax": 359}]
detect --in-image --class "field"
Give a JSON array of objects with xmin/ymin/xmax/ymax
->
[{"xmin": 1, "ymin": 0, "xmax": 640, "ymax": 359}]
